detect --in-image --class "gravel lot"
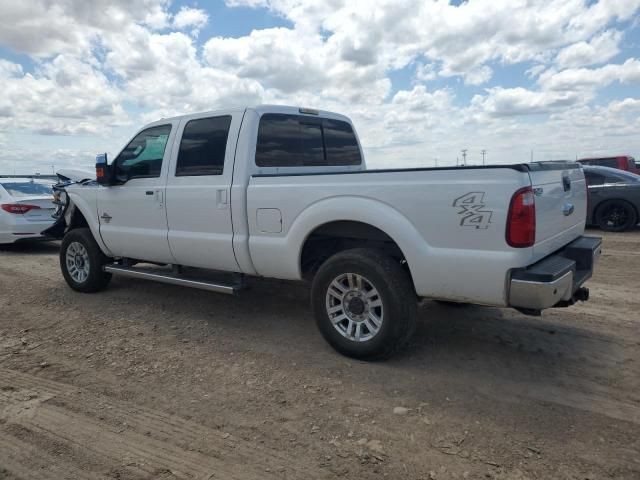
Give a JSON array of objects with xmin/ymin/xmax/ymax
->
[{"xmin": 1, "ymin": 228, "xmax": 639, "ymax": 479}]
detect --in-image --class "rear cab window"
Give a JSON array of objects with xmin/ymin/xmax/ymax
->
[{"xmin": 255, "ymin": 113, "xmax": 362, "ymax": 168}]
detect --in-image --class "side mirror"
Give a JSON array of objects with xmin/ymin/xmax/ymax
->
[{"xmin": 95, "ymin": 153, "xmax": 112, "ymax": 186}]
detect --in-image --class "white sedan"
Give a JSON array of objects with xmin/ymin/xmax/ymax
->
[{"xmin": 0, "ymin": 178, "xmax": 56, "ymax": 244}]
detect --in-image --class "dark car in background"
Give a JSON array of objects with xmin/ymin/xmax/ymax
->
[
  {"xmin": 583, "ymin": 166, "xmax": 640, "ymax": 232},
  {"xmin": 578, "ymin": 155, "xmax": 639, "ymax": 174}
]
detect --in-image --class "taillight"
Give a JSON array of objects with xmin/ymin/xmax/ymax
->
[
  {"xmin": 1, "ymin": 204, "xmax": 41, "ymax": 214},
  {"xmin": 506, "ymin": 187, "xmax": 536, "ymax": 248}
]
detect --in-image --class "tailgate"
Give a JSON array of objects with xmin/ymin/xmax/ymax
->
[{"xmin": 528, "ymin": 162, "xmax": 587, "ymax": 260}]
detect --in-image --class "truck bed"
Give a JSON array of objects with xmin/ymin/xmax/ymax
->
[{"xmin": 245, "ymin": 162, "xmax": 585, "ymax": 306}]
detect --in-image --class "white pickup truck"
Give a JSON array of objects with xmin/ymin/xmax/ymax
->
[{"xmin": 45, "ymin": 105, "xmax": 601, "ymax": 359}]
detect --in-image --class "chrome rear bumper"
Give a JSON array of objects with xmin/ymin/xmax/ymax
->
[{"xmin": 508, "ymin": 236, "xmax": 602, "ymax": 311}]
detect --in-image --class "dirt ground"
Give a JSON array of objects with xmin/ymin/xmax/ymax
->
[{"xmin": 0, "ymin": 228, "xmax": 639, "ymax": 480}]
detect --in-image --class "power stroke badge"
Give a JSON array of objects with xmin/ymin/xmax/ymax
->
[{"xmin": 452, "ymin": 192, "xmax": 493, "ymax": 229}]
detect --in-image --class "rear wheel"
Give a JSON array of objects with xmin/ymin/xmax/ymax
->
[
  {"xmin": 595, "ymin": 200, "xmax": 637, "ymax": 232},
  {"xmin": 60, "ymin": 228, "xmax": 112, "ymax": 292},
  {"xmin": 311, "ymin": 248, "xmax": 417, "ymax": 360}
]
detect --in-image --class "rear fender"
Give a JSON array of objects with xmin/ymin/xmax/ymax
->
[{"xmin": 251, "ymin": 195, "xmax": 431, "ymax": 290}]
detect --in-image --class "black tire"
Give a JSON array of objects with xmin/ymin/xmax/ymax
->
[
  {"xmin": 311, "ymin": 248, "xmax": 417, "ymax": 360},
  {"xmin": 595, "ymin": 200, "xmax": 638, "ymax": 232},
  {"xmin": 60, "ymin": 228, "xmax": 112, "ymax": 293}
]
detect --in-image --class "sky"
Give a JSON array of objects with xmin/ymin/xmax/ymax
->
[{"xmin": 0, "ymin": 0, "xmax": 639, "ymax": 174}]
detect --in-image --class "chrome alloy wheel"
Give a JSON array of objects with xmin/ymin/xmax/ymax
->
[
  {"xmin": 325, "ymin": 273, "xmax": 384, "ymax": 342},
  {"xmin": 65, "ymin": 241, "xmax": 90, "ymax": 283}
]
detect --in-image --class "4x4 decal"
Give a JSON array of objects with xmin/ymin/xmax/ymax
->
[{"xmin": 452, "ymin": 192, "xmax": 493, "ymax": 229}]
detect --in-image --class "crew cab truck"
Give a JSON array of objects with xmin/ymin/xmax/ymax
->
[{"xmin": 45, "ymin": 105, "xmax": 601, "ymax": 359}]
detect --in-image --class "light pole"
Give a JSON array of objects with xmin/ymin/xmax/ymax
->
[
  {"xmin": 481, "ymin": 149, "xmax": 487, "ymax": 165},
  {"xmin": 461, "ymin": 149, "xmax": 467, "ymax": 166}
]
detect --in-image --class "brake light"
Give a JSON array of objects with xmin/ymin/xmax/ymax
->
[
  {"xmin": 506, "ymin": 187, "xmax": 536, "ymax": 248},
  {"xmin": 1, "ymin": 204, "xmax": 41, "ymax": 214}
]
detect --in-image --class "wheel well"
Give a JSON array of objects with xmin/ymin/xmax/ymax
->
[
  {"xmin": 68, "ymin": 205, "xmax": 89, "ymax": 230},
  {"xmin": 593, "ymin": 198, "xmax": 638, "ymax": 223},
  {"xmin": 300, "ymin": 220, "xmax": 411, "ymax": 280}
]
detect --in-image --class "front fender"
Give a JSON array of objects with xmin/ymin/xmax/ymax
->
[
  {"xmin": 42, "ymin": 184, "xmax": 112, "ymax": 257},
  {"xmin": 66, "ymin": 191, "xmax": 112, "ymax": 257}
]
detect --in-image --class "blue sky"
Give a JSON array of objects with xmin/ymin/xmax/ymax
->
[{"xmin": 0, "ymin": 0, "xmax": 639, "ymax": 173}]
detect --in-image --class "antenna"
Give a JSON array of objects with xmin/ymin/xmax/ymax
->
[
  {"xmin": 461, "ymin": 149, "xmax": 467, "ymax": 166},
  {"xmin": 481, "ymin": 149, "xmax": 487, "ymax": 166}
]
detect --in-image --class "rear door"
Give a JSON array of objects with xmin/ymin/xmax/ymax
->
[
  {"xmin": 528, "ymin": 163, "xmax": 587, "ymax": 259},
  {"xmin": 164, "ymin": 112, "xmax": 243, "ymax": 271}
]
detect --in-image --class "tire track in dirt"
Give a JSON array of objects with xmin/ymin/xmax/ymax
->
[
  {"xmin": 0, "ymin": 368, "xmax": 322, "ymax": 480},
  {"xmin": 0, "ymin": 432, "xmax": 106, "ymax": 480}
]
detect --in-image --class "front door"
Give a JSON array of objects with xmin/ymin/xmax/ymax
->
[
  {"xmin": 98, "ymin": 123, "xmax": 177, "ymax": 264},
  {"xmin": 164, "ymin": 112, "xmax": 242, "ymax": 271}
]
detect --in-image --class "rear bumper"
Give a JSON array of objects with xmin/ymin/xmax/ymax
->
[
  {"xmin": 0, "ymin": 219, "xmax": 55, "ymax": 244},
  {"xmin": 508, "ymin": 236, "xmax": 602, "ymax": 311}
]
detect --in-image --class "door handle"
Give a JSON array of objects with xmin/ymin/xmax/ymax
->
[
  {"xmin": 145, "ymin": 191, "xmax": 154, "ymax": 195},
  {"xmin": 562, "ymin": 203, "xmax": 575, "ymax": 216},
  {"xmin": 216, "ymin": 189, "xmax": 228, "ymax": 209}
]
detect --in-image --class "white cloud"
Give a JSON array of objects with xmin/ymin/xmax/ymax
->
[
  {"xmin": 0, "ymin": 0, "xmax": 170, "ymax": 57},
  {"xmin": 463, "ymin": 66, "xmax": 493, "ymax": 86},
  {"xmin": 555, "ymin": 30, "xmax": 622, "ymax": 68},
  {"xmin": 472, "ymin": 87, "xmax": 586, "ymax": 117},
  {"xmin": 0, "ymin": 0, "xmax": 640, "ymax": 173},
  {"xmin": 105, "ymin": 27, "xmax": 264, "ymax": 115},
  {"xmin": 204, "ymin": 28, "xmax": 327, "ymax": 94},
  {"xmin": 172, "ymin": 6, "xmax": 209, "ymax": 36},
  {"xmin": 0, "ymin": 56, "xmax": 127, "ymax": 135},
  {"xmin": 414, "ymin": 62, "xmax": 437, "ymax": 82},
  {"xmin": 226, "ymin": 0, "xmax": 640, "ymax": 86},
  {"xmin": 539, "ymin": 58, "xmax": 640, "ymax": 91}
]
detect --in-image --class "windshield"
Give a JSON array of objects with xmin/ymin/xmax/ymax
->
[{"xmin": 1, "ymin": 181, "xmax": 53, "ymax": 197}]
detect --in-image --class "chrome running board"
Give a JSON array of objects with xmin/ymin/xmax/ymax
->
[{"xmin": 104, "ymin": 265, "xmax": 241, "ymax": 295}]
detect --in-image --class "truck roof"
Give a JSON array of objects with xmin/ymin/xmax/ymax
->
[{"xmin": 148, "ymin": 104, "xmax": 352, "ymax": 127}]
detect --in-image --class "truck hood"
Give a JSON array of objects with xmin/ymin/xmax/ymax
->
[{"xmin": 56, "ymin": 168, "xmax": 95, "ymax": 182}]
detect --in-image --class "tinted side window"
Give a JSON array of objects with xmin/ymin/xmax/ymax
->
[
  {"xmin": 256, "ymin": 114, "xmax": 323, "ymax": 167},
  {"xmin": 605, "ymin": 174, "xmax": 627, "ymax": 184},
  {"xmin": 255, "ymin": 114, "xmax": 361, "ymax": 167},
  {"xmin": 323, "ymin": 119, "xmax": 362, "ymax": 166},
  {"xmin": 115, "ymin": 125, "xmax": 172, "ymax": 181},
  {"xmin": 585, "ymin": 171, "xmax": 605, "ymax": 185},
  {"xmin": 176, "ymin": 116, "xmax": 232, "ymax": 176}
]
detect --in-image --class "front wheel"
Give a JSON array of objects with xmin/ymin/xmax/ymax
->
[
  {"xmin": 60, "ymin": 228, "xmax": 112, "ymax": 293},
  {"xmin": 311, "ymin": 248, "xmax": 417, "ymax": 360},
  {"xmin": 595, "ymin": 200, "xmax": 637, "ymax": 232}
]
